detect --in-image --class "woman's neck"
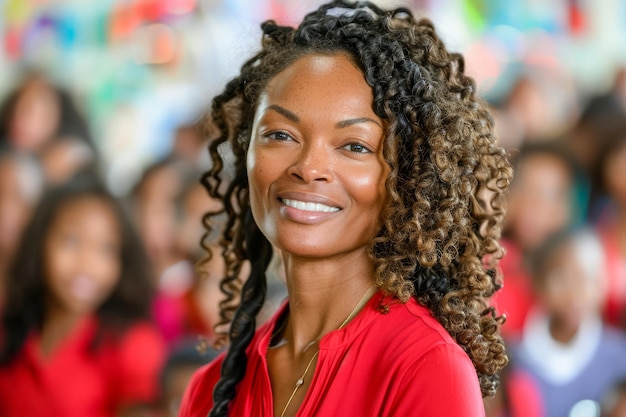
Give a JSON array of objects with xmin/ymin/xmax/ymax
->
[{"xmin": 280, "ymin": 251, "xmax": 376, "ymax": 354}]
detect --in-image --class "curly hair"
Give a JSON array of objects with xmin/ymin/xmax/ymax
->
[
  {"xmin": 198, "ymin": 1, "xmax": 512, "ymax": 414},
  {"xmin": 0, "ymin": 174, "xmax": 154, "ymax": 364}
]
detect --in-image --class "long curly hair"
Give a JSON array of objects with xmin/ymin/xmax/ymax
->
[
  {"xmin": 198, "ymin": 1, "xmax": 512, "ymax": 414},
  {"xmin": 0, "ymin": 174, "xmax": 154, "ymax": 364}
]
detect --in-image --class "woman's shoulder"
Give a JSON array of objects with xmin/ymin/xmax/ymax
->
[
  {"xmin": 376, "ymin": 295, "xmax": 462, "ymax": 349},
  {"xmin": 361, "ymin": 298, "xmax": 484, "ymax": 415},
  {"xmin": 335, "ymin": 293, "xmax": 476, "ymax": 373}
]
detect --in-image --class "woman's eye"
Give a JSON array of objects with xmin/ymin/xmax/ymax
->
[
  {"xmin": 265, "ymin": 131, "xmax": 293, "ymax": 141},
  {"xmin": 344, "ymin": 143, "xmax": 371, "ymax": 153}
]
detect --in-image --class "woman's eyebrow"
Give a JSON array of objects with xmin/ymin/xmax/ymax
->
[
  {"xmin": 336, "ymin": 117, "xmax": 382, "ymax": 129},
  {"xmin": 267, "ymin": 104, "xmax": 299, "ymax": 122},
  {"xmin": 267, "ymin": 104, "xmax": 381, "ymax": 129}
]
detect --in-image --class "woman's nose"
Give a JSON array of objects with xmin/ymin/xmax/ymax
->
[{"xmin": 286, "ymin": 142, "xmax": 333, "ymax": 183}]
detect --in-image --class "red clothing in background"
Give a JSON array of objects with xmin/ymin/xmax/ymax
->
[
  {"xmin": 495, "ymin": 368, "xmax": 545, "ymax": 417},
  {"xmin": 492, "ymin": 239, "xmax": 536, "ymax": 340},
  {"xmin": 506, "ymin": 370, "xmax": 545, "ymax": 417},
  {"xmin": 180, "ymin": 291, "xmax": 485, "ymax": 417},
  {"xmin": 0, "ymin": 316, "xmax": 166, "ymax": 417},
  {"xmin": 152, "ymin": 289, "xmax": 212, "ymax": 347},
  {"xmin": 598, "ymin": 227, "xmax": 626, "ymax": 326}
]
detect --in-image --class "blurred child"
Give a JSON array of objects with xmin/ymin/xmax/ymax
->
[
  {"xmin": 0, "ymin": 72, "xmax": 92, "ymax": 154},
  {"xmin": 170, "ymin": 124, "xmax": 207, "ymax": 168},
  {"xmin": 147, "ymin": 169, "xmax": 224, "ymax": 346},
  {"xmin": 494, "ymin": 141, "xmax": 585, "ymax": 339},
  {"xmin": 513, "ymin": 227, "xmax": 626, "ymax": 417},
  {"xmin": 0, "ymin": 176, "xmax": 166, "ymax": 417},
  {"xmin": 176, "ymin": 179, "xmax": 223, "ymax": 263},
  {"xmin": 132, "ymin": 158, "xmax": 191, "ymax": 281}
]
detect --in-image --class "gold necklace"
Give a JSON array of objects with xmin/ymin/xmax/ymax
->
[{"xmin": 278, "ymin": 285, "xmax": 377, "ymax": 417}]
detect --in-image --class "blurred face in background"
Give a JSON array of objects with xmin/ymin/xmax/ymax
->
[
  {"xmin": 506, "ymin": 153, "xmax": 574, "ymax": 252},
  {"xmin": 135, "ymin": 164, "xmax": 182, "ymax": 270},
  {"xmin": 536, "ymin": 241, "xmax": 603, "ymax": 336},
  {"xmin": 9, "ymin": 78, "xmax": 61, "ymax": 153},
  {"xmin": 177, "ymin": 182, "xmax": 222, "ymax": 261},
  {"xmin": 44, "ymin": 196, "xmax": 121, "ymax": 316}
]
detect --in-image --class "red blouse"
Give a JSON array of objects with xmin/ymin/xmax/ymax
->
[
  {"xmin": 0, "ymin": 316, "xmax": 166, "ymax": 417},
  {"xmin": 180, "ymin": 291, "xmax": 485, "ymax": 417}
]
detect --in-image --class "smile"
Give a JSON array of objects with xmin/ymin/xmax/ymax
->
[{"xmin": 281, "ymin": 198, "xmax": 340, "ymax": 213}]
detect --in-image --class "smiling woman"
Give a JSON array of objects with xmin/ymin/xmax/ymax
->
[{"xmin": 180, "ymin": 1, "xmax": 512, "ymax": 417}]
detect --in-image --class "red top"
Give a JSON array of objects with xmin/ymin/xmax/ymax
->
[
  {"xmin": 180, "ymin": 290, "xmax": 485, "ymax": 417},
  {"xmin": 0, "ymin": 316, "xmax": 166, "ymax": 417}
]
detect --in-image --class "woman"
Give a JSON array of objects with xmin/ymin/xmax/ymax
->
[{"xmin": 181, "ymin": 1, "xmax": 512, "ymax": 416}]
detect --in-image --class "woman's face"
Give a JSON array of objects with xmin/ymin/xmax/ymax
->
[
  {"xmin": 44, "ymin": 196, "xmax": 122, "ymax": 315},
  {"xmin": 247, "ymin": 53, "xmax": 389, "ymax": 259}
]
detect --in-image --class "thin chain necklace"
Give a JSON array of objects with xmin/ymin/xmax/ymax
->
[{"xmin": 278, "ymin": 285, "xmax": 377, "ymax": 417}]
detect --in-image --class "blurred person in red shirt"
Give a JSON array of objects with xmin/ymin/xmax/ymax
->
[
  {"xmin": 513, "ymin": 227, "xmax": 626, "ymax": 417},
  {"xmin": 0, "ymin": 175, "xmax": 165, "ymax": 417},
  {"xmin": 132, "ymin": 160, "xmax": 220, "ymax": 346},
  {"xmin": 494, "ymin": 141, "xmax": 585, "ymax": 339}
]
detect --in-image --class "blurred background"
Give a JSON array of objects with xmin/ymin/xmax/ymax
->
[
  {"xmin": 0, "ymin": 0, "xmax": 625, "ymax": 192},
  {"xmin": 1, "ymin": 0, "xmax": 626, "ymax": 416}
]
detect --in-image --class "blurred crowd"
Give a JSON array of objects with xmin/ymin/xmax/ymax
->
[
  {"xmin": 0, "ymin": 71, "xmax": 287, "ymax": 416},
  {"xmin": 0, "ymin": 1, "xmax": 625, "ymax": 417},
  {"xmin": 483, "ymin": 66, "xmax": 626, "ymax": 417}
]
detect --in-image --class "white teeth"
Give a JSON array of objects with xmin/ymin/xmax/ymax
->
[{"xmin": 282, "ymin": 199, "xmax": 340, "ymax": 213}]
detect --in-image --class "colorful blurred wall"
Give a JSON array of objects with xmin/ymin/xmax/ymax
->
[{"xmin": 1, "ymin": 0, "xmax": 625, "ymax": 194}]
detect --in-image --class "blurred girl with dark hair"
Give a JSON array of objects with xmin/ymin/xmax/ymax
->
[
  {"xmin": 0, "ymin": 72, "xmax": 93, "ymax": 154},
  {"xmin": 0, "ymin": 176, "xmax": 166, "ymax": 417}
]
